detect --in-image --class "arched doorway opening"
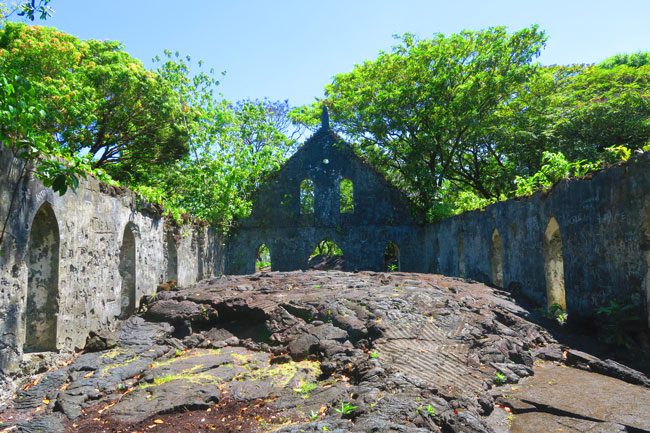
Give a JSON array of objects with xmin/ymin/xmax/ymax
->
[
  {"xmin": 384, "ymin": 241, "xmax": 400, "ymax": 271},
  {"xmin": 458, "ymin": 231, "xmax": 466, "ymax": 277},
  {"xmin": 165, "ymin": 231, "xmax": 177, "ymax": 282},
  {"xmin": 491, "ymin": 229, "xmax": 504, "ymax": 287},
  {"xmin": 432, "ymin": 237, "xmax": 440, "ymax": 274},
  {"xmin": 119, "ymin": 224, "xmax": 137, "ymax": 319},
  {"xmin": 641, "ymin": 207, "xmax": 650, "ymax": 328},
  {"xmin": 544, "ymin": 217, "xmax": 566, "ymax": 311},
  {"xmin": 256, "ymin": 244, "xmax": 272, "ymax": 272},
  {"xmin": 308, "ymin": 239, "xmax": 344, "ymax": 270},
  {"xmin": 25, "ymin": 203, "xmax": 60, "ymax": 353}
]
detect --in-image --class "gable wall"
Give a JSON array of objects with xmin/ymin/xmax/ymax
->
[
  {"xmin": 227, "ymin": 128, "xmax": 425, "ymax": 273},
  {"xmin": 228, "ymin": 134, "xmax": 650, "ymax": 324}
]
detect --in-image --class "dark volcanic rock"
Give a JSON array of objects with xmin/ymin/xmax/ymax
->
[
  {"xmin": 109, "ymin": 380, "xmax": 220, "ymax": 424},
  {"xmin": 83, "ymin": 329, "xmax": 118, "ymax": 353},
  {"xmin": 5, "ymin": 271, "xmax": 649, "ymax": 432}
]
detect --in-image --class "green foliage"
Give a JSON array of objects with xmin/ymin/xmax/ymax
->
[
  {"xmin": 493, "ymin": 372, "xmax": 507, "ymax": 386},
  {"xmin": 369, "ymin": 351, "xmax": 379, "ymax": 359},
  {"xmin": 548, "ymin": 303, "xmax": 568, "ymax": 325},
  {"xmin": 596, "ymin": 300, "xmax": 642, "ymax": 349},
  {"xmin": 339, "ymin": 178, "xmax": 354, "ymax": 214},
  {"xmin": 301, "ymin": 26, "xmax": 547, "ymax": 218},
  {"xmin": 294, "ymin": 29, "xmax": 648, "ymax": 220},
  {"xmin": 0, "ymin": 24, "xmax": 191, "ymax": 182},
  {"xmin": 335, "ymin": 401, "xmax": 358, "ymax": 416},
  {"xmin": 310, "ymin": 240, "xmax": 343, "ymax": 259},
  {"xmin": 604, "ymin": 145, "xmax": 631, "ymax": 163},
  {"xmin": 300, "ymin": 179, "xmax": 315, "ymax": 215},
  {"xmin": 551, "ymin": 64, "xmax": 650, "ymax": 161},
  {"xmin": 1, "ymin": 0, "xmax": 53, "ymax": 21},
  {"xmin": 417, "ymin": 403, "xmax": 437, "ymax": 417},
  {"xmin": 0, "ymin": 23, "xmax": 295, "ymax": 232},
  {"xmin": 599, "ymin": 51, "xmax": 650, "ymax": 69},
  {"xmin": 256, "ymin": 244, "xmax": 271, "ymax": 271},
  {"xmin": 293, "ymin": 381, "xmax": 317, "ymax": 398},
  {"xmin": 3, "ymin": 19, "xmax": 647, "ymax": 235},
  {"xmin": 513, "ymin": 151, "xmax": 601, "ymax": 197}
]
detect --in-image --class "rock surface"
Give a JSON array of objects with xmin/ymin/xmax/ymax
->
[{"xmin": 1, "ymin": 271, "xmax": 648, "ymax": 433}]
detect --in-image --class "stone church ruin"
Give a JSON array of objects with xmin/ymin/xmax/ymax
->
[
  {"xmin": 0, "ymin": 109, "xmax": 649, "ymax": 433},
  {"xmin": 0, "ymin": 109, "xmax": 649, "ymax": 418},
  {"xmin": 225, "ymin": 110, "xmax": 425, "ymax": 274}
]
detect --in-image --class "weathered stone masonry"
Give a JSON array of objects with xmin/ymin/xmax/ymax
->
[
  {"xmin": 225, "ymin": 123, "xmax": 427, "ymax": 274},
  {"xmin": 0, "ymin": 146, "xmax": 223, "ymax": 373},
  {"xmin": 226, "ymin": 119, "xmax": 650, "ymax": 327},
  {"xmin": 1, "ymin": 120, "xmax": 649, "ymax": 377},
  {"xmin": 430, "ymin": 153, "xmax": 650, "ymax": 323}
]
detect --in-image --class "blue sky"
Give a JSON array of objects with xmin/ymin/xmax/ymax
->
[{"xmin": 41, "ymin": 0, "xmax": 650, "ymax": 106}]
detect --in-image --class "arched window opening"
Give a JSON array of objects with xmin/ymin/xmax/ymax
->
[
  {"xmin": 384, "ymin": 241, "xmax": 400, "ymax": 272},
  {"xmin": 339, "ymin": 178, "xmax": 354, "ymax": 214},
  {"xmin": 641, "ymin": 207, "xmax": 650, "ymax": 328},
  {"xmin": 544, "ymin": 217, "xmax": 566, "ymax": 312},
  {"xmin": 308, "ymin": 239, "xmax": 344, "ymax": 270},
  {"xmin": 25, "ymin": 203, "xmax": 59, "ymax": 353},
  {"xmin": 300, "ymin": 179, "xmax": 315, "ymax": 215},
  {"xmin": 165, "ymin": 231, "xmax": 177, "ymax": 282},
  {"xmin": 491, "ymin": 229, "xmax": 504, "ymax": 287},
  {"xmin": 119, "ymin": 224, "xmax": 137, "ymax": 319},
  {"xmin": 256, "ymin": 244, "xmax": 272, "ymax": 272},
  {"xmin": 458, "ymin": 231, "xmax": 466, "ymax": 277}
]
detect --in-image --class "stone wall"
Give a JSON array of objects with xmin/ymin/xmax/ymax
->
[
  {"xmin": 0, "ymin": 146, "xmax": 223, "ymax": 373},
  {"xmin": 225, "ymin": 126, "xmax": 427, "ymax": 274},
  {"xmin": 226, "ymin": 118, "xmax": 650, "ymax": 326},
  {"xmin": 429, "ymin": 153, "xmax": 650, "ymax": 324}
]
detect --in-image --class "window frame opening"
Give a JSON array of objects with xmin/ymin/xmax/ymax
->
[
  {"xmin": 308, "ymin": 239, "xmax": 344, "ymax": 270},
  {"xmin": 491, "ymin": 229, "xmax": 504, "ymax": 287},
  {"xmin": 299, "ymin": 179, "xmax": 315, "ymax": 215},
  {"xmin": 339, "ymin": 178, "xmax": 354, "ymax": 214}
]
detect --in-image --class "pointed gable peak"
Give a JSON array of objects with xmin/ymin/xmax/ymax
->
[{"xmin": 320, "ymin": 105, "xmax": 330, "ymax": 130}]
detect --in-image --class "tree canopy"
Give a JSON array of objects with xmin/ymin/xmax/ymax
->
[
  {"xmin": 291, "ymin": 29, "xmax": 649, "ymax": 220},
  {"xmin": 0, "ymin": 22, "xmax": 295, "ymax": 232},
  {"xmin": 1, "ymin": 16, "xmax": 647, "ymax": 234}
]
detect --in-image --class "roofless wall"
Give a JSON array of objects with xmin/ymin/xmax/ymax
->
[
  {"xmin": 0, "ymin": 145, "xmax": 223, "ymax": 373},
  {"xmin": 430, "ymin": 153, "xmax": 650, "ymax": 321},
  {"xmin": 227, "ymin": 112, "xmax": 650, "ymax": 324}
]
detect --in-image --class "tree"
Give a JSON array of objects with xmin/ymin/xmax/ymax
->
[
  {"xmin": 552, "ymin": 63, "xmax": 650, "ymax": 160},
  {"xmin": 1, "ymin": 0, "xmax": 53, "ymax": 21},
  {"xmin": 599, "ymin": 52, "xmax": 650, "ymax": 69},
  {"xmin": 300, "ymin": 26, "xmax": 547, "ymax": 219},
  {"xmin": 232, "ymin": 99, "xmax": 300, "ymax": 156},
  {"xmin": 0, "ymin": 23, "xmax": 191, "ymax": 183},
  {"xmin": 127, "ymin": 52, "xmax": 293, "ymax": 231},
  {"xmin": 295, "ymin": 28, "xmax": 649, "ymax": 220}
]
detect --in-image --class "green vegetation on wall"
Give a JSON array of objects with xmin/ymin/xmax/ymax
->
[
  {"xmin": 291, "ymin": 27, "xmax": 650, "ymax": 221},
  {"xmin": 1, "ymin": 6, "xmax": 647, "ymax": 234}
]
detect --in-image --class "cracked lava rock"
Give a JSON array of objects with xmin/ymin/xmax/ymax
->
[{"xmin": 2, "ymin": 271, "xmax": 649, "ymax": 433}]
